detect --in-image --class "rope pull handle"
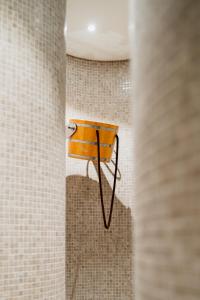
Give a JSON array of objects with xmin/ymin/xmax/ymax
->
[
  {"xmin": 66, "ymin": 122, "xmax": 77, "ymax": 138},
  {"xmin": 96, "ymin": 130, "xmax": 119, "ymax": 230}
]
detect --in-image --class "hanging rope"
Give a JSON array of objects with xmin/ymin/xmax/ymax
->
[{"xmin": 96, "ymin": 130, "xmax": 119, "ymax": 230}]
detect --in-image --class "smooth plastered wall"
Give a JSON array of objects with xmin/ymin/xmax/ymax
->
[
  {"xmin": 131, "ymin": 1, "xmax": 200, "ymax": 299},
  {"xmin": 0, "ymin": 1, "xmax": 66, "ymax": 299},
  {"xmin": 66, "ymin": 55, "xmax": 133, "ymax": 299}
]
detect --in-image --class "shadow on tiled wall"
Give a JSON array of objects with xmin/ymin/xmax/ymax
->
[{"xmin": 66, "ymin": 165, "xmax": 133, "ymax": 300}]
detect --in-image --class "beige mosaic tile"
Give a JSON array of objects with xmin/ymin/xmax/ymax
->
[
  {"xmin": 131, "ymin": 1, "xmax": 200, "ymax": 299},
  {"xmin": 66, "ymin": 55, "xmax": 133, "ymax": 299},
  {"xmin": 0, "ymin": 1, "xmax": 66, "ymax": 299}
]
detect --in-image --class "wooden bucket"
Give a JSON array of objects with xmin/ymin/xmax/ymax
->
[{"xmin": 67, "ymin": 119, "xmax": 118, "ymax": 162}]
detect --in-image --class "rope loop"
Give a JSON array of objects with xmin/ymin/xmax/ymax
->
[{"xmin": 96, "ymin": 130, "xmax": 119, "ymax": 229}]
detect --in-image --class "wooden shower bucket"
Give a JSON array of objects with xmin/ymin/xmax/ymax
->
[
  {"xmin": 66, "ymin": 119, "xmax": 119, "ymax": 230},
  {"xmin": 67, "ymin": 119, "xmax": 118, "ymax": 163}
]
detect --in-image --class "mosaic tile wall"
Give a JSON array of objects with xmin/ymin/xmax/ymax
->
[
  {"xmin": 0, "ymin": 1, "xmax": 66, "ymax": 300},
  {"xmin": 130, "ymin": 1, "xmax": 200, "ymax": 299},
  {"xmin": 66, "ymin": 55, "xmax": 133, "ymax": 299}
]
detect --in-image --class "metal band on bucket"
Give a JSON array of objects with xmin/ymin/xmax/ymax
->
[
  {"xmin": 76, "ymin": 122, "xmax": 117, "ymax": 132},
  {"xmin": 68, "ymin": 153, "xmax": 109, "ymax": 162},
  {"xmin": 69, "ymin": 138, "xmax": 113, "ymax": 148}
]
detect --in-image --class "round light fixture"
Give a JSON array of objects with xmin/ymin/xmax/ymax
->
[{"xmin": 87, "ymin": 24, "xmax": 96, "ymax": 32}]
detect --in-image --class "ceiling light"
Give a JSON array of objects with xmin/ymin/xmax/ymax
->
[{"xmin": 88, "ymin": 24, "xmax": 96, "ymax": 32}]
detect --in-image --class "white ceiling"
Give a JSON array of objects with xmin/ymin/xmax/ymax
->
[{"xmin": 65, "ymin": 0, "xmax": 130, "ymax": 61}]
